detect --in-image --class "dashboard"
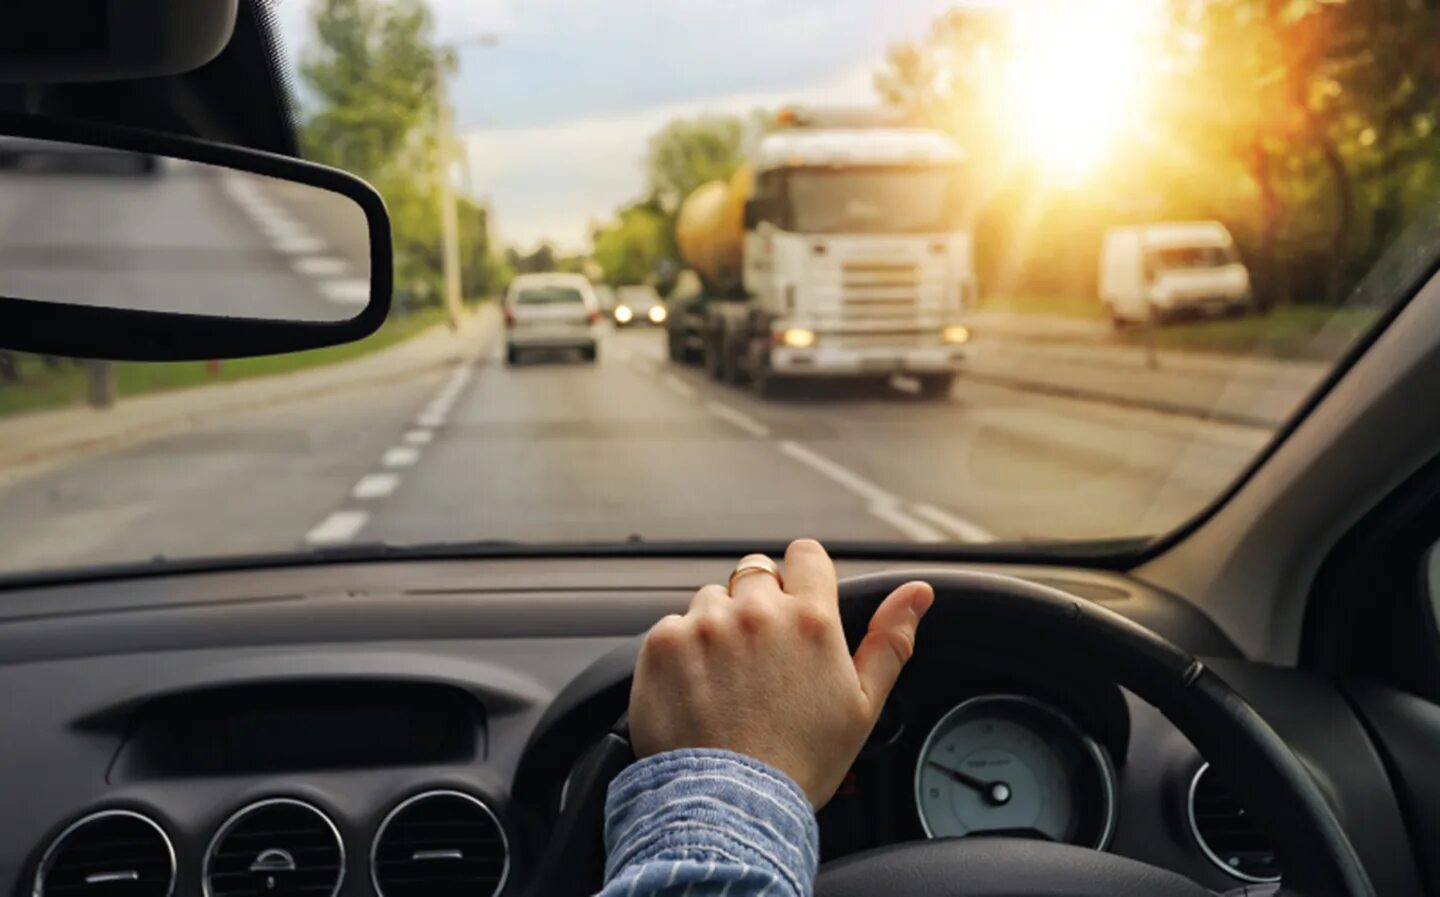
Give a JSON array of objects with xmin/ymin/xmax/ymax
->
[{"xmin": 0, "ymin": 556, "xmax": 1420, "ymax": 897}]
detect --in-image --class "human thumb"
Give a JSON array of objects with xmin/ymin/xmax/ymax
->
[{"xmin": 852, "ymin": 581, "xmax": 934, "ymax": 717}]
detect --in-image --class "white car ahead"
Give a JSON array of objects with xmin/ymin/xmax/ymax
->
[{"xmin": 504, "ymin": 273, "xmax": 600, "ymax": 365}]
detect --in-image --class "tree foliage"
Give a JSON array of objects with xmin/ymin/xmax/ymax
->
[
  {"xmin": 876, "ymin": 0, "xmax": 1440, "ymax": 307},
  {"xmin": 299, "ymin": 0, "xmax": 507, "ymax": 305}
]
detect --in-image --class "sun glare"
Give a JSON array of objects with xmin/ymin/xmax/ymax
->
[{"xmin": 999, "ymin": 0, "xmax": 1162, "ymax": 180}]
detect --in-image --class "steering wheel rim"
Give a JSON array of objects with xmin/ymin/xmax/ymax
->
[{"xmin": 531, "ymin": 570, "xmax": 1375, "ymax": 897}]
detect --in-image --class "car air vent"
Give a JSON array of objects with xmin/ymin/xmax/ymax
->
[
  {"xmin": 34, "ymin": 810, "xmax": 175, "ymax": 897},
  {"xmin": 204, "ymin": 798, "xmax": 343, "ymax": 897},
  {"xmin": 1188, "ymin": 763, "xmax": 1281, "ymax": 883},
  {"xmin": 372, "ymin": 790, "xmax": 509, "ymax": 897}
]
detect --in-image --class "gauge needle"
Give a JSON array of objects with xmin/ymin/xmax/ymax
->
[{"xmin": 926, "ymin": 761, "xmax": 1012, "ymax": 806}]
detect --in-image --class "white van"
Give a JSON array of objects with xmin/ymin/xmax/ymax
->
[
  {"xmin": 1099, "ymin": 222, "xmax": 1253, "ymax": 325},
  {"xmin": 504, "ymin": 273, "xmax": 600, "ymax": 364}
]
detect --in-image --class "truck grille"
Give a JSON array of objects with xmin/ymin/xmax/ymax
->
[{"xmin": 841, "ymin": 261, "xmax": 920, "ymax": 317}]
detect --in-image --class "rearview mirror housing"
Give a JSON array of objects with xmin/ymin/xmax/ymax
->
[
  {"xmin": 0, "ymin": 0, "xmax": 236, "ymax": 83},
  {"xmin": 0, "ymin": 113, "xmax": 392, "ymax": 361}
]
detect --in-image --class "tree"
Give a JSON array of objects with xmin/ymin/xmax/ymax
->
[
  {"xmin": 591, "ymin": 197, "xmax": 674, "ymax": 286},
  {"xmin": 645, "ymin": 116, "xmax": 747, "ymax": 212},
  {"xmin": 300, "ymin": 0, "xmax": 508, "ymax": 307}
]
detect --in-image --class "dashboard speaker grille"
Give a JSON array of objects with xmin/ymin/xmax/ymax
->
[
  {"xmin": 204, "ymin": 799, "xmax": 343, "ymax": 897},
  {"xmin": 1187, "ymin": 763, "xmax": 1281, "ymax": 883},
  {"xmin": 372, "ymin": 790, "xmax": 509, "ymax": 897},
  {"xmin": 34, "ymin": 809, "xmax": 175, "ymax": 897}
]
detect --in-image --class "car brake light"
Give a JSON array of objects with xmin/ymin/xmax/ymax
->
[
  {"xmin": 503, "ymin": 308, "xmax": 515, "ymax": 327},
  {"xmin": 587, "ymin": 309, "xmax": 599, "ymax": 325}
]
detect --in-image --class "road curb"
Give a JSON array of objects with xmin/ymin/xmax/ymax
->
[
  {"xmin": 961, "ymin": 370, "xmax": 1280, "ymax": 430},
  {"xmin": 0, "ymin": 309, "xmax": 498, "ymax": 487}
]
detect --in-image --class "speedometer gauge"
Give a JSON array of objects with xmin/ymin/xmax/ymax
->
[{"xmin": 914, "ymin": 694, "xmax": 1117, "ymax": 848}]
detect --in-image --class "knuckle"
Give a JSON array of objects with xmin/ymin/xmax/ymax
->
[
  {"xmin": 795, "ymin": 604, "xmax": 835, "ymax": 639},
  {"xmin": 692, "ymin": 613, "xmax": 726, "ymax": 643},
  {"xmin": 644, "ymin": 614, "xmax": 689, "ymax": 653},
  {"xmin": 882, "ymin": 626, "xmax": 916, "ymax": 663},
  {"xmin": 734, "ymin": 599, "xmax": 778, "ymax": 634}
]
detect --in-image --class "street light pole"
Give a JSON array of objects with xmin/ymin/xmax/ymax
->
[{"xmin": 434, "ymin": 34, "xmax": 498, "ymax": 333}]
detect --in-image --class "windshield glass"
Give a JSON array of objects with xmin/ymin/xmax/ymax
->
[
  {"xmin": 616, "ymin": 287, "xmax": 660, "ymax": 307},
  {"xmin": 785, "ymin": 168, "xmax": 954, "ymax": 234},
  {"xmin": 1149, "ymin": 247, "xmax": 1237, "ymax": 271},
  {"xmin": 0, "ymin": 0, "xmax": 1433, "ymax": 579}
]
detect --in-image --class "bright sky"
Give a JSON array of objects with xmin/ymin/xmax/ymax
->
[{"xmin": 274, "ymin": 0, "xmax": 955, "ymax": 250}]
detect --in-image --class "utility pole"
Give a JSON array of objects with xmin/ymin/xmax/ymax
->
[
  {"xmin": 434, "ymin": 34, "xmax": 499, "ymax": 333},
  {"xmin": 435, "ymin": 52, "xmax": 464, "ymax": 333}
]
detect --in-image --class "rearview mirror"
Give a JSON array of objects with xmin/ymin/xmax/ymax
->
[{"xmin": 0, "ymin": 114, "xmax": 391, "ymax": 361}]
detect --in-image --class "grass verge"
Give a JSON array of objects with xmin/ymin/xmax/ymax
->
[{"xmin": 0, "ymin": 305, "xmax": 450, "ymax": 418}]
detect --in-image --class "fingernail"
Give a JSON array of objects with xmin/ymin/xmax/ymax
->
[{"xmin": 913, "ymin": 585, "xmax": 935, "ymax": 619}]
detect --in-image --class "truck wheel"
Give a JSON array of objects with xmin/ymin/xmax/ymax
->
[
  {"xmin": 505, "ymin": 345, "xmax": 521, "ymax": 366},
  {"xmin": 916, "ymin": 373, "xmax": 955, "ymax": 399},
  {"xmin": 583, "ymin": 343, "xmax": 598, "ymax": 363},
  {"xmin": 703, "ymin": 335, "xmax": 725, "ymax": 380},
  {"xmin": 667, "ymin": 331, "xmax": 683, "ymax": 362},
  {"xmin": 750, "ymin": 364, "xmax": 784, "ymax": 398}
]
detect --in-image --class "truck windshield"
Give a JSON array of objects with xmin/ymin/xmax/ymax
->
[
  {"xmin": 785, "ymin": 168, "xmax": 954, "ymax": 234},
  {"xmin": 1148, "ymin": 246, "xmax": 1237, "ymax": 270}
]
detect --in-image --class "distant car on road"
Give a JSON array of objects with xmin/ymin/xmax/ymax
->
[
  {"xmin": 503, "ymin": 273, "xmax": 600, "ymax": 365},
  {"xmin": 1099, "ymin": 221, "xmax": 1253, "ymax": 325},
  {"xmin": 612, "ymin": 284, "xmax": 667, "ymax": 327},
  {"xmin": 593, "ymin": 284, "xmax": 617, "ymax": 314},
  {"xmin": 0, "ymin": 136, "xmax": 159, "ymax": 175}
]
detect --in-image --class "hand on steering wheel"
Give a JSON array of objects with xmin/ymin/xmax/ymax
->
[{"xmin": 629, "ymin": 539, "xmax": 933, "ymax": 806}]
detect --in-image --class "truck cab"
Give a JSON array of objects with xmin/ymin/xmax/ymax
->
[{"xmin": 736, "ymin": 126, "xmax": 974, "ymax": 395}]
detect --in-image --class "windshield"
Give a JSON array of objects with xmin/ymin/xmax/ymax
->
[
  {"xmin": 1148, "ymin": 247, "xmax": 1238, "ymax": 271},
  {"xmin": 785, "ymin": 168, "xmax": 955, "ymax": 234},
  {"xmin": 0, "ymin": 0, "xmax": 1434, "ymax": 580},
  {"xmin": 616, "ymin": 287, "xmax": 660, "ymax": 307}
]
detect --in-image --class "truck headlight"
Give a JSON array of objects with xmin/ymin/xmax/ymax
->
[
  {"xmin": 941, "ymin": 324, "xmax": 971, "ymax": 345},
  {"xmin": 779, "ymin": 328, "xmax": 817, "ymax": 349},
  {"xmin": 614, "ymin": 305, "xmax": 634, "ymax": 324},
  {"xmin": 648, "ymin": 305, "xmax": 667, "ymax": 323}
]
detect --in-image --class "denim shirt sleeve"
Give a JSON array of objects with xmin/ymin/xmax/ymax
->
[{"xmin": 598, "ymin": 748, "xmax": 820, "ymax": 897}]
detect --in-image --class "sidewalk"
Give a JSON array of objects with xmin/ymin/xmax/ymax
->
[
  {"xmin": 0, "ymin": 306, "xmax": 497, "ymax": 483},
  {"xmin": 960, "ymin": 311, "xmax": 1330, "ymax": 428}
]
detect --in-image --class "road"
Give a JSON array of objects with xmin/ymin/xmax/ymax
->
[
  {"xmin": 0, "ymin": 321, "xmax": 1276, "ymax": 576},
  {"xmin": 0, "ymin": 158, "xmax": 369, "ymax": 321}
]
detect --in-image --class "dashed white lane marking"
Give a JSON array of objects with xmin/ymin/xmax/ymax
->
[
  {"xmin": 352, "ymin": 472, "xmax": 401, "ymax": 499},
  {"xmin": 318, "ymin": 279, "xmax": 371, "ymax": 305},
  {"xmin": 660, "ymin": 372, "xmax": 697, "ymax": 399},
  {"xmin": 868, "ymin": 500, "xmax": 946, "ymax": 543},
  {"xmin": 272, "ymin": 235, "xmax": 327, "ymax": 255},
  {"xmin": 305, "ymin": 510, "xmax": 370, "ymax": 545},
  {"xmin": 911, "ymin": 502, "xmax": 994, "ymax": 542},
  {"xmin": 776, "ymin": 440, "xmax": 945, "ymax": 542},
  {"xmin": 706, "ymin": 401, "xmax": 771, "ymax": 438},
  {"xmin": 293, "ymin": 255, "xmax": 349, "ymax": 276},
  {"xmin": 417, "ymin": 411, "xmax": 446, "ymax": 428},
  {"xmin": 383, "ymin": 446, "xmax": 421, "ymax": 468},
  {"xmin": 403, "ymin": 429, "xmax": 434, "ymax": 445}
]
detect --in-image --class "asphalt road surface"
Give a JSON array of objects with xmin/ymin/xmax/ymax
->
[
  {"xmin": 0, "ymin": 323, "xmax": 1276, "ymax": 578},
  {"xmin": 0, "ymin": 158, "xmax": 369, "ymax": 321}
]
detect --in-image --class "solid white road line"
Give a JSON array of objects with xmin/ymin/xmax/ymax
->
[
  {"xmin": 304, "ymin": 510, "xmax": 369, "ymax": 544},
  {"xmin": 911, "ymin": 502, "xmax": 995, "ymax": 542},
  {"xmin": 383, "ymin": 446, "xmax": 421, "ymax": 468},
  {"xmin": 352, "ymin": 472, "xmax": 400, "ymax": 499},
  {"xmin": 660, "ymin": 373, "xmax": 697, "ymax": 399},
  {"xmin": 776, "ymin": 440, "xmax": 945, "ymax": 542},
  {"xmin": 292, "ymin": 255, "xmax": 349, "ymax": 276},
  {"xmin": 318, "ymin": 279, "xmax": 371, "ymax": 305},
  {"xmin": 403, "ymin": 429, "xmax": 434, "ymax": 445},
  {"xmin": 705, "ymin": 401, "xmax": 771, "ymax": 438}
]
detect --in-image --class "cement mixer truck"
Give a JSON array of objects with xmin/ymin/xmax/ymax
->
[{"xmin": 665, "ymin": 108, "xmax": 975, "ymax": 397}]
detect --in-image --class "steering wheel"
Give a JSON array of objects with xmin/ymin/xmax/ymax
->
[{"xmin": 530, "ymin": 571, "xmax": 1375, "ymax": 897}]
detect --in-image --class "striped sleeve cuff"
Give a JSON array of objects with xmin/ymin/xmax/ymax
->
[{"xmin": 603, "ymin": 748, "xmax": 820, "ymax": 895}]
